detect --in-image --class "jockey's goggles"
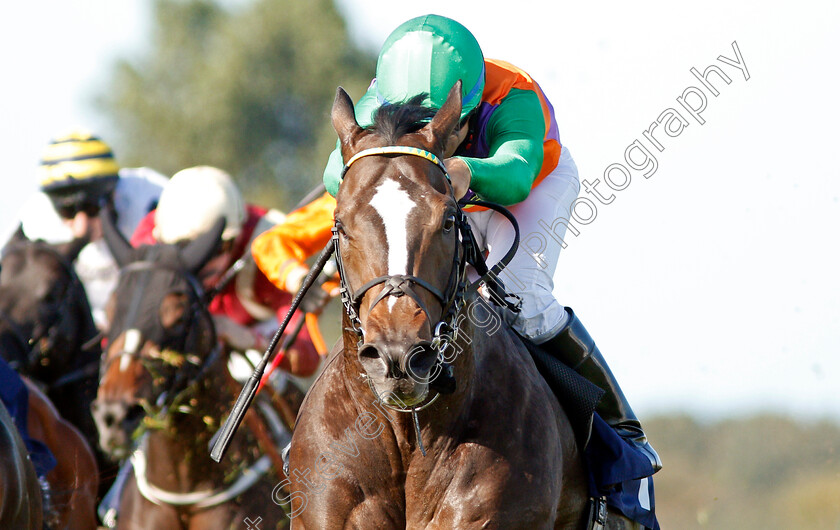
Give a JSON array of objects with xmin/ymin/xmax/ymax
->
[{"xmin": 51, "ymin": 192, "xmax": 107, "ymax": 220}]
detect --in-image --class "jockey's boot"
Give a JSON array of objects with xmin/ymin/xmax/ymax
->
[{"xmin": 540, "ymin": 307, "xmax": 662, "ymax": 471}]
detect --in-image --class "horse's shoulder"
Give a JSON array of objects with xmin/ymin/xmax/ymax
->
[
  {"xmin": 292, "ymin": 352, "xmax": 359, "ymax": 443},
  {"xmin": 456, "ymin": 325, "xmax": 583, "ymax": 472},
  {"xmin": 0, "ymin": 398, "xmax": 43, "ymax": 528},
  {"xmin": 296, "ymin": 350, "xmax": 346, "ymax": 417},
  {"xmin": 23, "ymin": 379, "xmax": 98, "ymax": 496},
  {"xmin": 474, "ymin": 325, "xmax": 559, "ymax": 407}
]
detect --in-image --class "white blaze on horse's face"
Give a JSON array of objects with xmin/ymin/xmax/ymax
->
[
  {"xmin": 369, "ymin": 177, "xmax": 417, "ymax": 312},
  {"xmin": 120, "ymin": 328, "xmax": 142, "ymax": 372}
]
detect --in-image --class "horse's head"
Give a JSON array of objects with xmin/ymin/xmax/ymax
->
[
  {"xmin": 91, "ymin": 213, "xmax": 223, "ymax": 459},
  {"xmin": 332, "ymin": 82, "xmax": 466, "ymax": 407},
  {"xmin": 0, "ymin": 228, "xmax": 96, "ymax": 375}
]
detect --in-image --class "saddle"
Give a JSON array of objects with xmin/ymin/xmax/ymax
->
[{"xmin": 520, "ymin": 337, "xmax": 604, "ymax": 447}]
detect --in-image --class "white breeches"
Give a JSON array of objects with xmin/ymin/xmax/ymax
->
[{"xmin": 465, "ymin": 147, "xmax": 580, "ymax": 343}]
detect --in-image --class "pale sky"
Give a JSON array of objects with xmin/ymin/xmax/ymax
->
[{"xmin": 2, "ymin": 0, "xmax": 838, "ymax": 421}]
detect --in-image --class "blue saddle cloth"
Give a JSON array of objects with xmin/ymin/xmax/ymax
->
[
  {"xmin": 0, "ymin": 357, "xmax": 57, "ymax": 477},
  {"xmin": 585, "ymin": 414, "xmax": 659, "ymax": 530}
]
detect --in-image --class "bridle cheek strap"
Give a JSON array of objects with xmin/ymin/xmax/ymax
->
[{"xmin": 336, "ymin": 146, "xmax": 467, "ymax": 347}]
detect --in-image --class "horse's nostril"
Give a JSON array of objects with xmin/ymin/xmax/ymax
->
[
  {"xmin": 359, "ymin": 344, "xmax": 381, "ymax": 360},
  {"xmin": 407, "ymin": 344, "xmax": 437, "ymax": 381},
  {"xmin": 103, "ymin": 412, "xmax": 116, "ymax": 427},
  {"xmin": 125, "ymin": 404, "xmax": 145, "ymax": 425}
]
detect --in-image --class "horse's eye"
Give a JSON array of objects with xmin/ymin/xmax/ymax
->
[
  {"xmin": 443, "ymin": 215, "xmax": 456, "ymax": 233},
  {"xmin": 335, "ymin": 220, "xmax": 350, "ymax": 241},
  {"xmin": 160, "ymin": 294, "xmax": 188, "ymax": 329},
  {"xmin": 41, "ymin": 288, "xmax": 63, "ymax": 309}
]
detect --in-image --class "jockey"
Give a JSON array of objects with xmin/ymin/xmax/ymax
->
[
  {"xmin": 130, "ymin": 166, "xmax": 322, "ymax": 378},
  {"xmin": 251, "ymin": 190, "xmax": 336, "ymax": 297},
  {"xmin": 14, "ymin": 130, "xmax": 167, "ymax": 329},
  {"xmin": 320, "ymin": 15, "xmax": 661, "ymax": 470}
]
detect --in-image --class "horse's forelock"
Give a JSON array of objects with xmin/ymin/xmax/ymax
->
[
  {"xmin": 107, "ymin": 245, "xmax": 184, "ymax": 341},
  {"xmin": 369, "ymin": 95, "xmax": 437, "ymax": 144}
]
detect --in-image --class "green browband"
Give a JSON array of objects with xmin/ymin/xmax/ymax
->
[{"xmin": 340, "ymin": 146, "xmax": 451, "ymax": 183}]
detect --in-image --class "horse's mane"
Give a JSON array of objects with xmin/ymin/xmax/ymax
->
[{"xmin": 369, "ymin": 94, "xmax": 436, "ymax": 143}]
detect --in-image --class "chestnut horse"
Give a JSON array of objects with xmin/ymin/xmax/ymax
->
[
  {"xmin": 0, "ymin": 356, "xmax": 98, "ymax": 529},
  {"xmin": 93, "ymin": 217, "xmax": 291, "ymax": 529},
  {"xmin": 0, "ymin": 396, "xmax": 42, "ymax": 528},
  {"xmin": 286, "ymin": 85, "xmax": 591, "ymax": 529},
  {"xmin": 25, "ymin": 378, "xmax": 100, "ymax": 528}
]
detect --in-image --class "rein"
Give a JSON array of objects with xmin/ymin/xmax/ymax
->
[{"xmin": 201, "ymin": 256, "xmax": 249, "ymax": 305}]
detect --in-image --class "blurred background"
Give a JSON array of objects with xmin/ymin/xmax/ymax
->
[{"xmin": 2, "ymin": 0, "xmax": 838, "ymax": 527}]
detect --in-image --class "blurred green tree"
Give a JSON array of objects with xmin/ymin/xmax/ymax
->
[
  {"xmin": 647, "ymin": 414, "xmax": 840, "ymax": 529},
  {"xmin": 97, "ymin": 0, "xmax": 375, "ymax": 209}
]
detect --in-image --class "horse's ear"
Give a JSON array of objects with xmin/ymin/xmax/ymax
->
[
  {"xmin": 421, "ymin": 80, "xmax": 463, "ymax": 154},
  {"xmin": 11, "ymin": 224, "xmax": 28, "ymax": 242},
  {"xmin": 332, "ymin": 87, "xmax": 363, "ymax": 153},
  {"xmin": 180, "ymin": 217, "xmax": 225, "ymax": 273},
  {"xmin": 101, "ymin": 206, "xmax": 134, "ymax": 268}
]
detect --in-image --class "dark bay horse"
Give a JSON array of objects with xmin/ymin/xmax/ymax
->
[
  {"xmin": 0, "ymin": 229, "xmax": 103, "ymax": 457},
  {"xmin": 93, "ymin": 217, "xmax": 290, "ymax": 529},
  {"xmin": 286, "ymin": 85, "xmax": 591, "ymax": 528}
]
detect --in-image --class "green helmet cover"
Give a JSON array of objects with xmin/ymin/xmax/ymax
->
[{"xmin": 375, "ymin": 14, "xmax": 485, "ymax": 120}]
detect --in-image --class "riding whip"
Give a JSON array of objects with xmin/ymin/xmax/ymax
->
[
  {"xmin": 257, "ymin": 273, "xmax": 333, "ymax": 393},
  {"xmin": 210, "ymin": 238, "xmax": 335, "ymax": 462},
  {"xmin": 255, "ymin": 316, "xmax": 305, "ymax": 394}
]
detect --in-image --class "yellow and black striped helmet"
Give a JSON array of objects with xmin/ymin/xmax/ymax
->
[{"xmin": 38, "ymin": 130, "xmax": 120, "ymax": 194}]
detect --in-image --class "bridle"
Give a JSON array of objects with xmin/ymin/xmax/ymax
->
[
  {"xmin": 0, "ymin": 242, "xmax": 100, "ymax": 386},
  {"xmin": 336, "ymin": 147, "xmax": 473, "ymax": 359},
  {"xmin": 107, "ymin": 252, "xmax": 274, "ymax": 513},
  {"xmin": 335, "ymin": 145, "xmax": 522, "ymax": 412},
  {"xmin": 103, "ymin": 254, "xmax": 221, "ymax": 426}
]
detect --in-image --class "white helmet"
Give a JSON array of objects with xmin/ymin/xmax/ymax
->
[{"xmin": 154, "ymin": 166, "xmax": 246, "ymax": 244}]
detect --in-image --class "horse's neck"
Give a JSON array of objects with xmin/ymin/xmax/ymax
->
[
  {"xmin": 142, "ymin": 369, "xmax": 236, "ymax": 489},
  {"xmin": 143, "ymin": 428, "xmax": 223, "ymax": 491}
]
